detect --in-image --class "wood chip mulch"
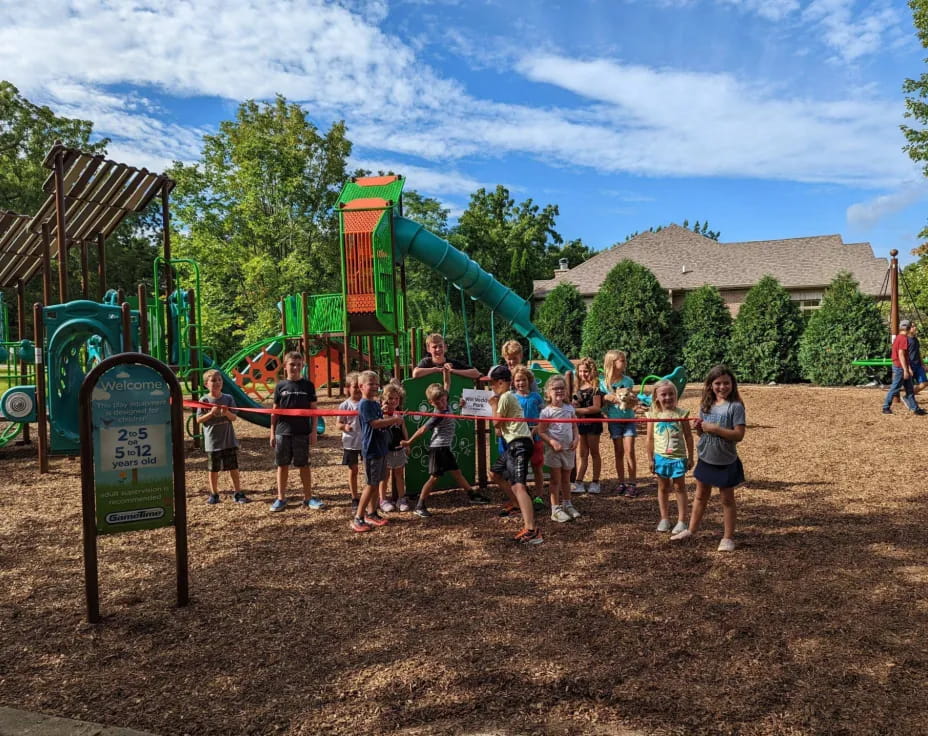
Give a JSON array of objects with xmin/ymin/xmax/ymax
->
[{"xmin": 1, "ymin": 384, "xmax": 927, "ymax": 735}]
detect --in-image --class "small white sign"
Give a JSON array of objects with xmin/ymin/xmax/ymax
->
[{"xmin": 460, "ymin": 388, "xmax": 494, "ymax": 417}]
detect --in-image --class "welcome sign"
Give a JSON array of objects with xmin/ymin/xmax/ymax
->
[{"xmin": 90, "ymin": 364, "xmax": 174, "ymax": 534}]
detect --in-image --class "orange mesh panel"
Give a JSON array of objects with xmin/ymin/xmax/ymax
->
[
  {"xmin": 354, "ymin": 176, "xmax": 399, "ymax": 187},
  {"xmin": 343, "ymin": 199, "xmax": 389, "ymax": 233},
  {"xmin": 347, "ymin": 294, "xmax": 376, "ymax": 312}
]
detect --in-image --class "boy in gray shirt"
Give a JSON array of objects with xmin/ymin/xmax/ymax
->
[{"xmin": 197, "ymin": 369, "xmax": 248, "ymax": 504}]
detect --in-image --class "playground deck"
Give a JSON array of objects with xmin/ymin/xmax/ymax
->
[{"xmin": 0, "ymin": 384, "xmax": 926, "ymax": 735}]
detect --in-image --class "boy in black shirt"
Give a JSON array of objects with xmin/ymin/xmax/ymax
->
[
  {"xmin": 270, "ymin": 351, "xmax": 321, "ymax": 512},
  {"xmin": 412, "ymin": 333, "xmax": 480, "ymax": 380}
]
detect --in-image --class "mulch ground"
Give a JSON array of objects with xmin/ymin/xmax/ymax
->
[{"xmin": 1, "ymin": 384, "xmax": 927, "ymax": 736}]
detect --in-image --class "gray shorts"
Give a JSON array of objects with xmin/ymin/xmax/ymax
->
[
  {"xmin": 544, "ymin": 447, "xmax": 575, "ymax": 469},
  {"xmin": 385, "ymin": 449, "xmax": 408, "ymax": 469},
  {"xmin": 364, "ymin": 455, "xmax": 388, "ymax": 486},
  {"xmin": 275, "ymin": 434, "xmax": 310, "ymax": 467}
]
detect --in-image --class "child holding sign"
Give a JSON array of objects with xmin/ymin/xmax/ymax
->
[{"xmin": 197, "ymin": 369, "xmax": 247, "ymax": 504}]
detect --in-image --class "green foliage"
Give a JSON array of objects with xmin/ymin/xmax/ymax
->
[
  {"xmin": 680, "ymin": 285, "xmax": 732, "ymax": 381},
  {"xmin": 544, "ymin": 238, "xmax": 595, "ymax": 274},
  {"xmin": 727, "ymin": 275, "xmax": 804, "ymax": 382},
  {"xmin": 798, "ymin": 272, "xmax": 888, "ymax": 385},
  {"xmin": 903, "ymin": 0, "xmax": 928, "ymax": 251},
  {"xmin": 536, "ymin": 283, "xmax": 586, "ymax": 358},
  {"xmin": 169, "ymin": 96, "xmax": 350, "ymax": 357},
  {"xmin": 624, "ymin": 219, "xmax": 721, "ymax": 242},
  {"xmin": 580, "ymin": 260, "xmax": 679, "ymax": 376}
]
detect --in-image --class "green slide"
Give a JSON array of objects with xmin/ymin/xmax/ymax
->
[{"xmin": 393, "ymin": 216, "xmax": 574, "ymax": 374}]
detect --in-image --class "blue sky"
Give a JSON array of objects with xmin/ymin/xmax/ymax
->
[{"xmin": 1, "ymin": 0, "xmax": 926, "ymax": 266}]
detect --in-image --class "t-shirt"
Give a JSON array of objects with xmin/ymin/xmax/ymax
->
[
  {"xmin": 648, "ymin": 406, "xmax": 689, "ymax": 459},
  {"xmin": 387, "ymin": 422, "xmax": 405, "ymax": 451},
  {"xmin": 497, "ymin": 391, "xmax": 531, "ymax": 443},
  {"xmin": 892, "ymin": 333, "xmax": 909, "ymax": 368},
  {"xmin": 358, "ymin": 398, "xmax": 389, "ymax": 458},
  {"xmin": 600, "ymin": 375, "xmax": 635, "ymax": 419},
  {"xmin": 416, "ymin": 356, "xmax": 471, "ymax": 371},
  {"xmin": 540, "ymin": 404, "xmax": 576, "ymax": 447},
  {"xmin": 197, "ymin": 393, "xmax": 238, "ymax": 452},
  {"xmin": 337, "ymin": 398, "xmax": 362, "ymax": 451},
  {"xmin": 908, "ymin": 336, "xmax": 923, "ymax": 368},
  {"xmin": 515, "ymin": 391, "xmax": 543, "ymax": 438},
  {"xmin": 489, "ymin": 364, "xmax": 539, "ymax": 393},
  {"xmin": 424, "ymin": 414, "xmax": 456, "ymax": 448},
  {"xmin": 273, "ymin": 378, "xmax": 317, "ymax": 435},
  {"xmin": 697, "ymin": 401, "xmax": 746, "ymax": 466}
]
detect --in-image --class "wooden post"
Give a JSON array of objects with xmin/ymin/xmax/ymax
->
[
  {"xmin": 409, "ymin": 327, "xmax": 417, "ymax": 376},
  {"xmin": 96, "ymin": 233, "xmax": 106, "ymax": 300},
  {"xmin": 53, "ymin": 147, "xmax": 68, "ymax": 304},
  {"xmin": 79, "ymin": 239, "xmax": 89, "ymax": 299},
  {"xmin": 325, "ymin": 338, "xmax": 333, "ymax": 398},
  {"xmin": 475, "ymin": 379, "xmax": 487, "ymax": 490},
  {"xmin": 34, "ymin": 303, "xmax": 48, "ymax": 474},
  {"xmin": 16, "ymin": 280, "xmax": 30, "ymax": 444},
  {"xmin": 392, "ymin": 333, "xmax": 401, "ymax": 382},
  {"xmin": 41, "ymin": 222, "xmax": 52, "ymax": 306},
  {"xmin": 121, "ymin": 302, "xmax": 133, "ymax": 352},
  {"xmin": 890, "ymin": 249, "xmax": 899, "ymax": 340},
  {"xmin": 138, "ymin": 284, "xmax": 149, "ymax": 354},
  {"xmin": 367, "ymin": 335, "xmax": 375, "ymax": 373}
]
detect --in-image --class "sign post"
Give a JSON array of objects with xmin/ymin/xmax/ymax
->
[{"xmin": 79, "ymin": 353, "xmax": 188, "ymax": 623}]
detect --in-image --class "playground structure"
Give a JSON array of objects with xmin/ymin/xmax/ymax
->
[{"xmin": 0, "ymin": 147, "xmax": 587, "ymax": 477}]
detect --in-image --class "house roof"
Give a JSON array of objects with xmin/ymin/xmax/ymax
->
[{"xmin": 533, "ymin": 224, "xmax": 890, "ymax": 299}]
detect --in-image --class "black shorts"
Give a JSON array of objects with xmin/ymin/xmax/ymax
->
[
  {"xmin": 364, "ymin": 455, "xmax": 388, "ymax": 486},
  {"xmin": 206, "ymin": 447, "xmax": 238, "ymax": 473},
  {"xmin": 578, "ymin": 421, "xmax": 603, "ymax": 436},
  {"xmin": 342, "ymin": 449, "xmax": 361, "ymax": 467},
  {"xmin": 428, "ymin": 446, "xmax": 459, "ymax": 477},
  {"xmin": 491, "ymin": 436, "xmax": 533, "ymax": 486},
  {"xmin": 693, "ymin": 458, "xmax": 744, "ymax": 489},
  {"xmin": 275, "ymin": 434, "xmax": 310, "ymax": 468}
]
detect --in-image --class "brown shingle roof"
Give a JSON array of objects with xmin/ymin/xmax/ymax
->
[{"xmin": 533, "ymin": 224, "xmax": 889, "ymax": 299}]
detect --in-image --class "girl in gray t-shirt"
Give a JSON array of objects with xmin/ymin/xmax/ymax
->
[{"xmin": 671, "ymin": 365, "xmax": 745, "ymax": 552}]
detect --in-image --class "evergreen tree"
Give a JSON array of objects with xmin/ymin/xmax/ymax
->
[
  {"xmin": 580, "ymin": 260, "xmax": 678, "ymax": 376},
  {"xmin": 536, "ymin": 283, "xmax": 586, "ymax": 358},
  {"xmin": 681, "ymin": 285, "xmax": 732, "ymax": 381},
  {"xmin": 727, "ymin": 275, "xmax": 804, "ymax": 382},
  {"xmin": 798, "ymin": 272, "xmax": 887, "ymax": 385}
]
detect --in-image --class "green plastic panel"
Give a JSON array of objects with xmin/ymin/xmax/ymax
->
[{"xmin": 337, "ymin": 177, "xmax": 406, "ymax": 207}]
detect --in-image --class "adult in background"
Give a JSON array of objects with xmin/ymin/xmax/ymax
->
[
  {"xmin": 882, "ymin": 320, "xmax": 925, "ymax": 415},
  {"xmin": 908, "ymin": 323, "xmax": 928, "ymax": 395}
]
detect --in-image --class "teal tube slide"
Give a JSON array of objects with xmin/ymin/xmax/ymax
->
[
  {"xmin": 393, "ymin": 216, "xmax": 574, "ymax": 373},
  {"xmin": 200, "ymin": 355, "xmax": 325, "ymax": 434}
]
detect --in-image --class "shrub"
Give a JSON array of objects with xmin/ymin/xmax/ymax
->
[
  {"xmin": 727, "ymin": 275, "xmax": 804, "ymax": 383},
  {"xmin": 580, "ymin": 259, "xmax": 679, "ymax": 376},
  {"xmin": 681, "ymin": 285, "xmax": 732, "ymax": 381},
  {"xmin": 535, "ymin": 283, "xmax": 586, "ymax": 358},
  {"xmin": 798, "ymin": 272, "xmax": 887, "ymax": 385}
]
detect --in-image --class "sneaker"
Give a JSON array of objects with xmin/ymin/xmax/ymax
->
[
  {"xmin": 616, "ymin": 483, "xmax": 627, "ymax": 496},
  {"xmin": 498, "ymin": 503, "xmax": 520, "ymax": 518},
  {"xmin": 915, "ymin": 408, "xmax": 927, "ymax": 416},
  {"xmin": 350, "ymin": 517, "xmax": 372, "ymax": 533},
  {"xmin": 468, "ymin": 491, "xmax": 491, "ymax": 505},
  {"xmin": 232, "ymin": 492, "xmax": 250, "ymax": 504},
  {"xmin": 304, "ymin": 497, "xmax": 325, "ymax": 510},
  {"xmin": 414, "ymin": 507, "xmax": 432, "ymax": 518},
  {"xmin": 551, "ymin": 505, "xmax": 572, "ymax": 523},
  {"xmin": 270, "ymin": 498, "xmax": 287, "ymax": 512},
  {"xmin": 656, "ymin": 519, "xmax": 672, "ymax": 532},
  {"xmin": 587, "ymin": 481, "xmax": 601, "ymax": 495},
  {"xmin": 625, "ymin": 484, "xmax": 641, "ymax": 498},
  {"xmin": 397, "ymin": 496, "xmax": 411, "ymax": 512},
  {"xmin": 514, "ymin": 527, "xmax": 544, "ymax": 545},
  {"xmin": 717, "ymin": 537, "xmax": 736, "ymax": 552},
  {"xmin": 563, "ymin": 500, "xmax": 581, "ymax": 519},
  {"xmin": 572, "ymin": 481, "xmax": 586, "ymax": 495},
  {"xmin": 882, "ymin": 407, "xmax": 893, "ymax": 414},
  {"xmin": 532, "ymin": 496, "xmax": 546, "ymax": 510},
  {"xmin": 206, "ymin": 493, "xmax": 220, "ymax": 505},
  {"xmin": 351, "ymin": 498, "xmax": 360, "ymax": 510},
  {"xmin": 671, "ymin": 521, "xmax": 688, "ymax": 535},
  {"xmin": 364, "ymin": 512, "xmax": 389, "ymax": 527},
  {"xmin": 670, "ymin": 528, "xmax": 692, "ymax": 541},
  {"xmin": 380, "ymin": 499, "xmax": 396, "ymax": 513}
]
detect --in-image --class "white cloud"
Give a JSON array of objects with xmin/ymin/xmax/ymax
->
[
  {"xmin": 718, "ymin": 0, "xmax": 799, "ymax": 22},
  {"xmin": 847, "ymin": 183, "xmax": 928, "ymax": 229},
  {"xmin": 802, "ymin": 0, "xmax": 904, "ymax": 62},
  {"xmin": 349, "ymin": 158, "xmax": 485, "ymax": 195}
]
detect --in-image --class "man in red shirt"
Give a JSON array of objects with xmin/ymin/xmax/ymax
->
[{"xmin": 882, "ymin": 319, "xmax": 925, "ymax": 414}]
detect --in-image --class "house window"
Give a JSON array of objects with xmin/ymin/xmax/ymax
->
[{"xmin": 798, "ymin": 299, "xmax": 820, "ymax": 312}]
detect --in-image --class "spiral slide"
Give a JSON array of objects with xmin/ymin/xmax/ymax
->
[{"xmin": 392, "ymin": 216, "xmax": 574, "ymax": 374}]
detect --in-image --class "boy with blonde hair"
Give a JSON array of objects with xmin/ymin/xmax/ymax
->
[{"xmin": 412, "ymin": 333, "xmax": 480, "ymax": 380}]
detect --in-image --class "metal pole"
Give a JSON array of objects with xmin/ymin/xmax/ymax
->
[
  {"xmin": 16, "ymin": 280, "xmax": 30, "ymax": 444},
  {"xmin": 162, "ymin": 182, "xmax": 173, "ymax": 364},
  {"xmin": 121, "ymin": 302, "xmax": 132, "ymax": 352},
  {"xmin": 53, "ymin": 147, "xmax": 68, "ymax": 303},
  {"xmin": 137, "ymin": 284, "xmax": 149, "ymax": 354},
  {"xmin": 187, "ymin": 288, "xmax": 200, "ymax": 450},
  {"xmin": 33, "ymin": 303, "xmax": 48, "ymax": 474},
  {"xmin": 78, "ymin": 380, "xmax": 100, "ymax": 623},
  {"xmin": 79, "ymin": 239, "xmax": 89, "ymax": 299},
  {"xmin": 96, "ymin": 233, "xmax": 106, "ymax": 300}
]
